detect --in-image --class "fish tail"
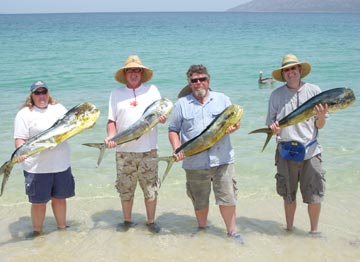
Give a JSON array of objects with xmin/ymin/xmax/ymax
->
[
  {"xmin": 157, "ymin": 156, "xmax": 176, "ymax": 184},
  {"xmin": 248, "ymin": 127, "xmax": 274, "ymax": 152},
  {"xmin": 82, "ymin": 143, "xmax": 106, "ymax": 167},
  {"xmin": 0, "ymin": 161, "xmax": 13, "ymax": 197}
]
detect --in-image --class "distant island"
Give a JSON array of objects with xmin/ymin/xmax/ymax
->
[{"xmin": 227, "ymin": 0, "xmax": 360, "ymax": 13}]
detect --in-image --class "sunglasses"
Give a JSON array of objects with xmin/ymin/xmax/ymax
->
[
  {"xmin": 33, "ymin": 89, "xmax": 48, "ymax": 95},
  {"xmin": 125, "ymin": 68, "xmax": 142, "ymax": 73},
  {"xmin": 190, "ymin": 77, "xmax": 208, "ymax": 83}
]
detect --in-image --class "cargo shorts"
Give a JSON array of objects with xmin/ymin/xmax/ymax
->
[
  {"xmin": 24, "ymin": 167, "xmax": 75, "ymax": 203},
  {"xmin": 185, "ymin": 164, "xmax": 238, "ymax": 210},
  {"xmin": 275, "ymin": 146, "xmax": 326, "ymax": 204},
  {"xmin": 115, "ymin": 150, "xmax": 159, "ymax": 201}
]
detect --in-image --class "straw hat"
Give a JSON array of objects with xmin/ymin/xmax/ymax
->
[
  {"xmin": 177, "ymin": 84, "xmax": 191, "ymax": 98},
  {"xmin": 272, "ymin": 54, "xmax": 311, "ymax": 82},
  {"xmin": 114, "ymin": 55, "xmax": 153, "ymax": 84}
]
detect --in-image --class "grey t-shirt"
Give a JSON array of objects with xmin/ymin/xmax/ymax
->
[{"xmin": 265, "ymin": 82, "xmax": 323, "ymax": 159}]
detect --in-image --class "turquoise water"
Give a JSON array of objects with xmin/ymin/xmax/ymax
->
[{"xmin": 0, "ymin": 12, "xmax": 359, "ymax": 261}]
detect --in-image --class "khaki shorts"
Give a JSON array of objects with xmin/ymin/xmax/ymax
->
[
  {"xmin": 275, "ymin": 146, "xmax": 326, "ymax": 204},
  {"xmin": 185, "ymin": 164, "xmax": 238, "ymax": 210},
  {"xmin": 115, "ymin": 150, "xmax": 159, "ymax": 201}
]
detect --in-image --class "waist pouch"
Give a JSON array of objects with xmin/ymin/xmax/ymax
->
[{"xmin": 280, "ymin": 140, "xmax": 317, "ymax": 162}]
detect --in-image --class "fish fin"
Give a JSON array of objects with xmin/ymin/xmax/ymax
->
[
  {"xmin": 248, "ymin": 127, "xmax": 274, "ymax": 152},
  {"xmin": 96, "ymin": 144, "xmax": 107, "ymax": 167},
  {"xmin": 248, "ymin": 127, "xmax": 271, "ymax": 134},
  {"xmin": 0, "ymin": 161, "xmax": 13, "ymax": 197},
  {"xmin": 82, "ymin": 143, "xmax": 104, "ymax": 148},
  {"xmin": 262, "ymin": 132, "xmax": 274, "ymax": 152},
  {"xmin": 82, "ymin": 143, "xmax": 106, "ymax": 167},
  {"xmin": 157, "ymin": 156, "xmax": 176, "ymax": 185}
]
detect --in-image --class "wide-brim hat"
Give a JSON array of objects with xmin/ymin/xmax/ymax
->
[
  {"xmin": 30, "ymin": 80, "xmax": 48, "ymax": 93},
  {"xmin": 272, "ymin": 54, "xmax": 311, "ymax": 82},
  {"xmin": 177, "ymin": 84, "xmax": 191, "ymax": 98},
  {"xmin": 114, "ymin": 55, "xmax": 153, "ymax": 84},
  {"xmin": 177, "ymin": 84, "xmax": 213, "ymax": 99}
]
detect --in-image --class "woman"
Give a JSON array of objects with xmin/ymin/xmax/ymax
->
[{"xmin": 14, "ymin": 80, "xmax": 75, "ymax": 238}]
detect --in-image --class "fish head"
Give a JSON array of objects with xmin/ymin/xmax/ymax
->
[
  {"xmin": 327, "ymin": 88, "xmax": 356, "ymax": 112},
  {"xmin": 73, "ymin": 102, "xmax": 101, "ymax": 129},
  {"xmin": 224, "ymin": 104, "xmax": 244, "ymax": 125},
  {"xmin": 158, "ymin": 98, "xmax": 174, "ymax": 116}
]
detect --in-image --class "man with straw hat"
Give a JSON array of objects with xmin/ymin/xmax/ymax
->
[
  {"xmin": 105, "ymin": 55, "xmax": 167, "ymax": 233},
  {"xmin": 266, "ymin": 54, "xmax": 328, "ymax": 235}
]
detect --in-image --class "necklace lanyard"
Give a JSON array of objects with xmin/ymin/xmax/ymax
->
[
  {"xmin": 297, "ymin": 91, "xmax": 300, "ymax": 107},
  {"xmin": 130, "ymin": 88, "xmax": 138, "ymax": 107}
]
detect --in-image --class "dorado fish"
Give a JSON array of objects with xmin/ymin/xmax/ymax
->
[
  {"xmin": 83, "ymin": 98, "xmax": 174, "ymax": 167},
  {"xmin": 0, "ymin": 102, "xmax": 100, "ymax": 196},
  {"xmin": 249, "ymin": 87, "xmax": 356, "ymax": 152},
  {"xmin": 159, "ymin": 104, "xmax": 243, "ymax": 183}
]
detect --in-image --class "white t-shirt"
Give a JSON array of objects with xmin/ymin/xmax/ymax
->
[
  {"xmin": 108, "ymin": 83, "xmax": 161, "ymax": 152},
  {"xmin": 14, "ymin": 104, "xmax": 71, "ymax": 173}
]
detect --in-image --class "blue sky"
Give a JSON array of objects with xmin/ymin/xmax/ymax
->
[{"xmin": 0, "ymin": 0, "xmax": 251, "ymax": 14}]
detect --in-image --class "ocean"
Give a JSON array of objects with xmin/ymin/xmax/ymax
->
[{"xmin": 0, "ymin": 12, "xmax": 359, "ymax": 261}]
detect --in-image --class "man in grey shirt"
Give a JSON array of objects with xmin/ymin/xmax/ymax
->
[{"xmin": 266, "ymin": 54, "xmax": 328, "ymax": 235}]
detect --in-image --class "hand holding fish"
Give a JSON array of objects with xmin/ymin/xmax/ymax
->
[
  {"xmin": 314, "ymin": 103, "xmax": 328, "ymax": 129},
  {"xmin": 17, "ymin": 155, "xmax": 27, "ymax": 162},
  {"xmin": 158, "ymin": 114, "xmax": 168, "ymax": 124},
  {"xmin": 173, "ymin": 151, "xmax": 185, "ymax": 162},
  {"xmin": 104, "ymin": 137, "xmax": 117, "ymax": 148},
  {"xmin": 14, "ymin": 138, "xmax": 27, "ymax": 162},
  {"xmin": 226, "ymin": 121, "xmax": 241, "ymax": 134},
  {"xmin": 269, "ymin": 121, "xmax": 281, "ymax": 135},
  {"xmin": 314, "ymin": 103, "xmax": 328, "ymax": 118}
]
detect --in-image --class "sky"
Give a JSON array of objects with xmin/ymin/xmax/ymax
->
[{"xmin": 0, "ymin": 0, "xmax": 251, "ymax": 14}]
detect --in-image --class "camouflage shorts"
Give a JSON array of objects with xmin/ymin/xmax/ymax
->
[{"xmin": 115, "ymin": 150, "xmax": 159, "ymax": 201}]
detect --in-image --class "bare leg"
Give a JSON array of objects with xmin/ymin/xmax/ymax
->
[
  {"xmin": 121, "ymin": 199, "xmax": 134, "ymax": 222},
  {"xmin": 219, "ymin": 205, "xmax": 236, "ymax": 234},
  {"xmin": 308, "ymin": 203, "xmax": 321, "ymax": 233},
  {"xmin": 51, "ymin": 198, "xmax": 67, "ymax": 229},
  {"xmin": 144, "ymin": 198, "xmax": 157, "ymax": 224},
  {"xmin": 195, "ymin": 208, "xmax": 209, "ymax": 228},
  {"xmin": 144, "ymin": 198, "xmax": 160, "ymax": 233},
  {"xmin": 284, "ymin": 200, "xmax": 296, "ymax": 231},
  {"xmin": 31, "ymin": 203, "xmax": 47, "ymax": 232}
]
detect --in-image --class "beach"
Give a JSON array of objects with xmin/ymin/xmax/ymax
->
[{"xmin": 0, "ymin": 12, "xmax": 359, "ymax": 261}]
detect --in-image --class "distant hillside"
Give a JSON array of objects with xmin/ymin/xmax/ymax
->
[{"xmin": 227, "ymin": 0, "xmax": 360, "ymax": 13}]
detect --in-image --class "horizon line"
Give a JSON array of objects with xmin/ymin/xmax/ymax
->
[{"xmin": 1, "ymin": 10, "xmax": 360, "ymax": 15}]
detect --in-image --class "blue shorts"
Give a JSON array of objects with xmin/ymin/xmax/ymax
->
[{"xmin": 24, "ymin": 167, "xmax": 75, "ymax": 203}]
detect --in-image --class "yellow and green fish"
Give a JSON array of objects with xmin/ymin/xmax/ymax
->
[
  {"xmin": 159, "ymin": 104, "xmax": 243, "ymax": 183},
  {"xmin": 249, "ymin": 87, "xmax": 356, "ymax": 151},
  {"xmin": 83, "ymin": 98, "xmax": 174, "ymax": 167},
  {"xmin": 0, "ymin": 102, "xmax": 100, "ymax": 196}
]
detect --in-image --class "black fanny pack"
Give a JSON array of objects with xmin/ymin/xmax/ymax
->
[{"xmin": 280, "ymin": 140, "xmax": 317, "ymax": 162}]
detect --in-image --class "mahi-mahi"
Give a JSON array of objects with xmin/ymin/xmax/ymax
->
[
  {"xmin": 0, "ymin": 102, "xmax": 100, "ymax": 196},
  {"xmin": 83, "ymin": 98, "xmax": 174, "ymax": 167},
  {"xmin": 159, "ymin": 104, "xmax": 243, "ymax": 183},
  {"xmin": 249, "ymin": 87, "xmax": 356, "ymax": 151}
]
